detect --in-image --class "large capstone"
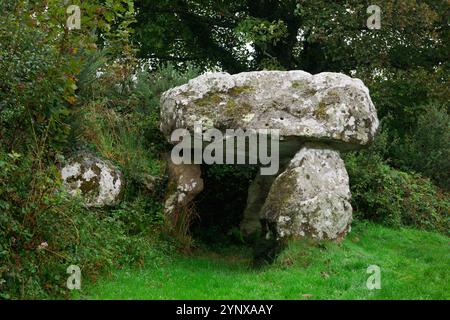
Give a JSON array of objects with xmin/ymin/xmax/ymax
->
[
  {"xmin": 160, "ymin": 70, "xmax": 379, "ymax": 242},
  {"xmin": 61, "ymin": 154, "xmax": 123, "ymax": 207},
  {"xmin": 160, "ymin": 71, "xmax": 379, "ymax": 149},
  {"xmin": 261, "ymin": 144, "xmax": 353, "ymax": 241}
]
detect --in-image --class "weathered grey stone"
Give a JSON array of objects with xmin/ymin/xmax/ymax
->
[
  {"xmin": 261, "ymin": 143, "xmax": 352, "ymax": 241},
  {"xmin": 61, "ymin": 154, "xmax": 123, "ymax": 207},
  {"xmin": 240, "ymin": 156, "xmax": 292, "ymax": 237},
  {"xmin": 240, "ymin": 173, "xmax": 278, "ymax": 237},
  {"xmin": 160, "ymin": 70, "xmax": 379, "ymax": 243},
  {"xmin": 160, "ymin": 71, "xmax": 379, "ymax": 150},
  {"xmin": 164, "ymin": 155, "xmax": 204, "ymax": 218}
]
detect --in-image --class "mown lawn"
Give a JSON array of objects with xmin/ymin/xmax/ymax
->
[{"xmin": 73, "ymin": 222, "xmax": 449, "ymax": 300}]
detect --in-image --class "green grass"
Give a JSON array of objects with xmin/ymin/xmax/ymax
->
[{"xmin": 73, "ymin": 222, "xmax": 450, "ymax": 300}]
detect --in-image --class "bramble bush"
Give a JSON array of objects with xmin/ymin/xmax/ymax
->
[{"xmin": 362, "ymin": 68, "xmax": 449, "ymax": 190}]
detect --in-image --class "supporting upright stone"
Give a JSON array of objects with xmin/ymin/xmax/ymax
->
[
  {"xmin": 164, "ymin": 154, "xmax": 204, "ymax": 222},
  {"xmin": 240, "ymin": 173, "xmax": 278, "ymax": 237},
  {"xmin": 261, "ymin": 143, "xmax": 352, "ymax": 241}
]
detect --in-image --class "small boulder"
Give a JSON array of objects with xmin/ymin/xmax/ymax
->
[{"xmin": 61, "ymin": 154, "xmax": 123, "ymax": 207}]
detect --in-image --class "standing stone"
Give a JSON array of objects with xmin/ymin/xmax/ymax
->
[
  {"xmin": 164, "ymin": 155, "xmax": 204, "ymax": 220},
  {"xmin": 261, "ymin": 143, "xmax": 352, "ymax": 241},
  {"xmin": 240, "ymin": 173, "xmax": 278, "ymax": 237}
]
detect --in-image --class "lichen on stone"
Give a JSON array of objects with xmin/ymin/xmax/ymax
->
[
  {"xmin": 228, "ymin": 85, "xmax": 255, "ymax": 96},
  {"xmin": 314, "ymin": 101, "xmax": 329, "ymax": 120},
  {"xmin": 223, "ymin": 100, "xmax": 252, "ymax": 119}
]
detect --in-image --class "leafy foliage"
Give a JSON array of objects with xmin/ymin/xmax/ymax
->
[
  {"xmin": 0, "ymin": 149, "xmax": 154, "ymax": 299},
  {"xmin": 0, "ymin": 0, "xmax": 165, "ymax": 299},
  {"xmin": 345, "ymin": 133, "xmax": 449, "ymax": 234},
  {"xmin": 393, "ymin": 103, "xmax": 450, "ymax": 190},
  {"xmin": 134, "ymin": 0, "xmax": 448, "ymax": 73}
]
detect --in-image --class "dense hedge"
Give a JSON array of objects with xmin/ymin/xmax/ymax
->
[{"xmin": 345, "ymin": 134, "xmax": 449, "ymax": 235}]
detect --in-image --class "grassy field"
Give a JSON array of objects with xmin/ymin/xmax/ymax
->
[{"xmin": 73, "ymin": 222, "xmax": 449, "ymax": 300}]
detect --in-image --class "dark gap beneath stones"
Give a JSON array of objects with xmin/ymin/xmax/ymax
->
[
  {"xmin": 191, "ymin": 164, "xmax": 285, "ymax": 267},
  {"xmin": 191, "ymin": 164, "xmax": 258, "ymax": 249}
]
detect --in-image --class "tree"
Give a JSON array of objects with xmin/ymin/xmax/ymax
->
[
  {"xmin": 134, "ymin": 0, "xmax": 449, "ymax": 73},
  {"xmin": 134, "ymin": 0, "xmax": 449, "ymax": 188}
]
